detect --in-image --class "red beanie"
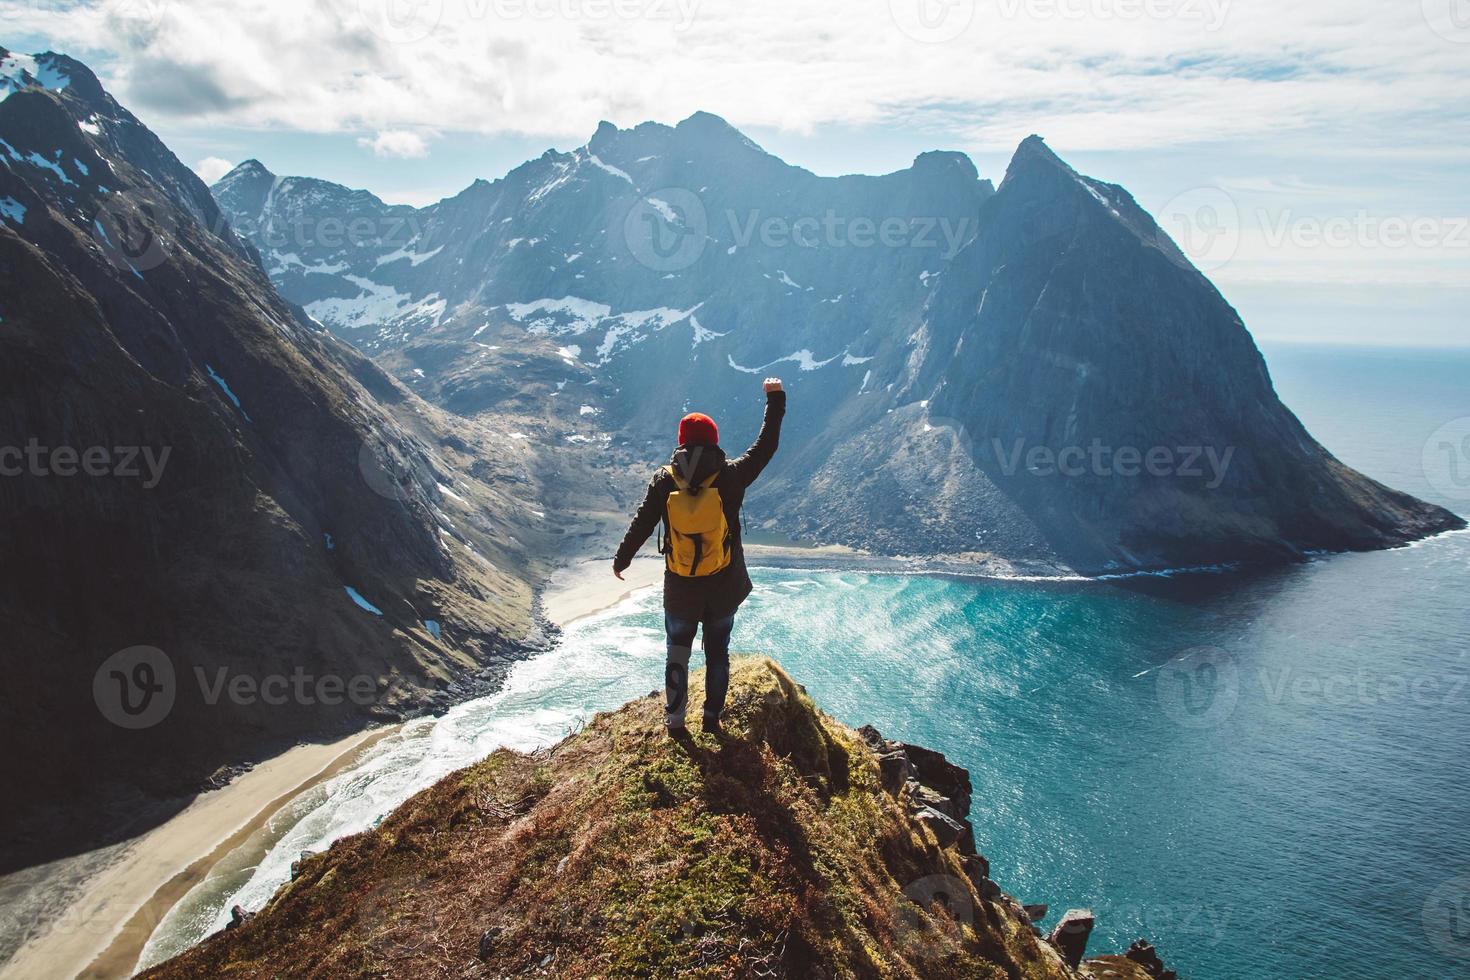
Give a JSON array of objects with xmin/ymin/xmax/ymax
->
[{"xmin": 678, "ymin": 412, "xmax": 719, "ymax": 447}]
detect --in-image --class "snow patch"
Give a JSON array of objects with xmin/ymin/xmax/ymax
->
[
  {"xmin": 344, "ymin": 587, "xmax": 383, "ymax": 616},
  {"xmin": 690, "ymin": 314, "xmax": 727, "ymax": 347},
  {"xmin": 374, "ymin": 243, "xmax": 443, "ymax": 267},
  {"xmin": 0, "ymin": 197, "xmax": 25, "ymax": 225},
  {"xmin": 506, "ymin": 296, "xmax": 612, "ymax": 332},
  {"xmin": 1082, "ymin": 180, "xmax": 1123, "ymax": 218},
  {"xmin": 0, "ymin": 52, "xmax": 69, "ymax": 101},
  {"xmin": 731, "ymin": 349, "xmax": 840, "ymax": 373},
  {"xmin": 586, "ymin": 153, "xmax": 634, "ymax": 186},
  {"xmin": 644, "ymin": 196, "xmax": 680, "ymax": 224},
  {"xmin": 205, "ymin": 363, "xmax": 251, "ymax": 421}
]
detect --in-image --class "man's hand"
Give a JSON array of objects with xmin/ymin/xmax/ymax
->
[
  {"xmin": 613, "ymin": 564, "xmax": 624, "ymax": 580},
  {"xmin": 763, "ymin": 377, "xmax": 783, "ymax": 393}
]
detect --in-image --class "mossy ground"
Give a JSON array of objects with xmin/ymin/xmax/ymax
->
[{"xmin": 143, "ymin": 658, "xmax": 1077, "ymax": 979}]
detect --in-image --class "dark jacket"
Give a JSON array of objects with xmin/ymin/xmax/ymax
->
[{"xmin": 614, "ymin": 390, "xmax": 786, "ymax": 621}]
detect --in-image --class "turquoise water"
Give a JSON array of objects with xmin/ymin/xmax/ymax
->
[{"xmin": 142, "ymin": 345, "xmax": 1470, "ymax": 978}]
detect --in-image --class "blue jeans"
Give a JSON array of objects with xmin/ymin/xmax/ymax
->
[{"xmin": 664, "ymin": 611, "xmax": 734, "ymax": 726}]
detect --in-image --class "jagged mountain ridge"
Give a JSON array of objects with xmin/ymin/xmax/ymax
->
[
  {"xmin": 0, "ymin": 48, "xmax": 557, "ymax": 867},
  {"xmin": 214, "ymin": 113, "xmax": 1462, "ymax": 572}
]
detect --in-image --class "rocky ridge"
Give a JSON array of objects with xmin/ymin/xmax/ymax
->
[{"xmin": 143, "ymin": 657, "xmax": 1178, "ymax": 979}]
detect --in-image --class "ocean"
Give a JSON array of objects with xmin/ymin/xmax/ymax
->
[{"xmin": 140, "ymin": 343, "xmax": 1470, "ymax": 978}]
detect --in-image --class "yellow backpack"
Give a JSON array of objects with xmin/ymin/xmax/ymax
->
[{"xmin": 662, "ymin": 466, "xmax": 732, "ymax": 578}]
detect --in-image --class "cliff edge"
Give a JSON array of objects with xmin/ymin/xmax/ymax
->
[{"xmin": 144, "ymin": 658, "xmax": 1177, "ymax": 978}]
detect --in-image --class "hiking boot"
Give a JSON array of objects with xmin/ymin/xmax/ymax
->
[
  {"xmin": 701, "ymin": 714, "xmax": 723, "ymax": 735},
  {"xmin": 666, "ymin": 724, "xmax": 690, "ymax": 739}
]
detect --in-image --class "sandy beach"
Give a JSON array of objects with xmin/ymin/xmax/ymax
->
[
  {"xmin": 1, "ymin": 542, "xmax": 1075, "ymax": 980},
  {"xmin": 0, "ymin": 557, "xmax": 664, "ymax": 980},
  {"xmin": 540, "ymin": 554, "xmax": 665, "ymax": 627},
  {"xmin": 0, "ymin": 727, "xmax": 395, "ymax": 980}
]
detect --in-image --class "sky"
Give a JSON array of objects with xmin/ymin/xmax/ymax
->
[{"xmin": 2, "ymin": 0, "xmax": 1467, "ymax": 346}]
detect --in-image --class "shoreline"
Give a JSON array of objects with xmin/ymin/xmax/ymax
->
[
  {"xmin": 12, "ymin": 526, "xmax": 1464, "ymax": 978},
  {"xmin": 1, "ymin": 726, "xmax": 396, "ymax": 980}
]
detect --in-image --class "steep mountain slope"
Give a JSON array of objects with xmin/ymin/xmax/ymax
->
[
  {"xmin": 215, "ymin": 118, "xmax": 1462, "ymax": 574},
  {"xmin": 144, "ymin": 658, "xmax": 1175, "ymax": 980},
  {"xmin": 0, "ymin": 49, "xmax": 555, "ymax": 867},
  {"xmin": 806, "ymin": 136, "xmax": 1465, "ymax": 570}
]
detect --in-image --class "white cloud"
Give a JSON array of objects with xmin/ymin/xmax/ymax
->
[
  {"xmin": 192, "ymin": 155, "xmax": 235, "ymax": 183},
  {"xmin": 4, "ymin": 0, "xmax": 1463, "ymax": 157},
  {"xmin": 2, "ymin": 0, "xmax": 1462, "ymax": 337},
  {"xmin": 357, "ymin": 129, "xmax": 429, "ymax": 159}
]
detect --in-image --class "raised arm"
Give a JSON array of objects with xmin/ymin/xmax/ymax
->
[
  {"xmin": 613, "ymin": 471, "xmax": 671, "ymax": 578},
  {"xmin": 726, "ymin": 378, "xmax": 786, "ymax": 488}
]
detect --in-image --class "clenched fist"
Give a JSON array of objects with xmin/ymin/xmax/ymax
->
[{"xmin": 763, "ymin": 377, "xmax": 784, "ymax": 393}]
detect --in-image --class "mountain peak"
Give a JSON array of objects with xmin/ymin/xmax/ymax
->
[
  {"xmin": 1002, "ymin": 134, "xmax": 1076, "ymax": 185},
  {"xmin": 216, "ymin": 158, "xmax": 274, "ymax": 184},
  {"xmin": 912, "ymin": 149, "xmax": 980, "ymax": 183},
  {"xmin": 674, "ymin": 109, "xmax": 766, "ymax": 153}
]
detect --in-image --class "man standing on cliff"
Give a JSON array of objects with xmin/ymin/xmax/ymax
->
[{"xmin": 613, "ymin": 378, "xmax": 786, "ymax": 736}]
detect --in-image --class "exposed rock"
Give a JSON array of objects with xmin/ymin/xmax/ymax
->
[
  {"xmin": 1125, "ymin": 938, "xmax": 1180, "ymax": 979},
  {"xmin": 901, "ymin": 741, "xmax": 973, "ymax": 817},
  {"xmin": 225, "ymin": 906, "xmax": 254, "ymax": 931},
  {"xmin": 914, "ymin": 805, "xmax": 967, "ymax": 849},
  {"xmin": 860, "ymin": 726, "xmax": 978, "ymax": 856},
  {"xmin": 1047, "ymin": 908, "xmax": 1096, "ymax": 970}
]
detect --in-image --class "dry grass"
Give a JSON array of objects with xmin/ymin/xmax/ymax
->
[{"xmin": 143, "ymin": 658, "xmax": 1075, "ymax": 980}]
